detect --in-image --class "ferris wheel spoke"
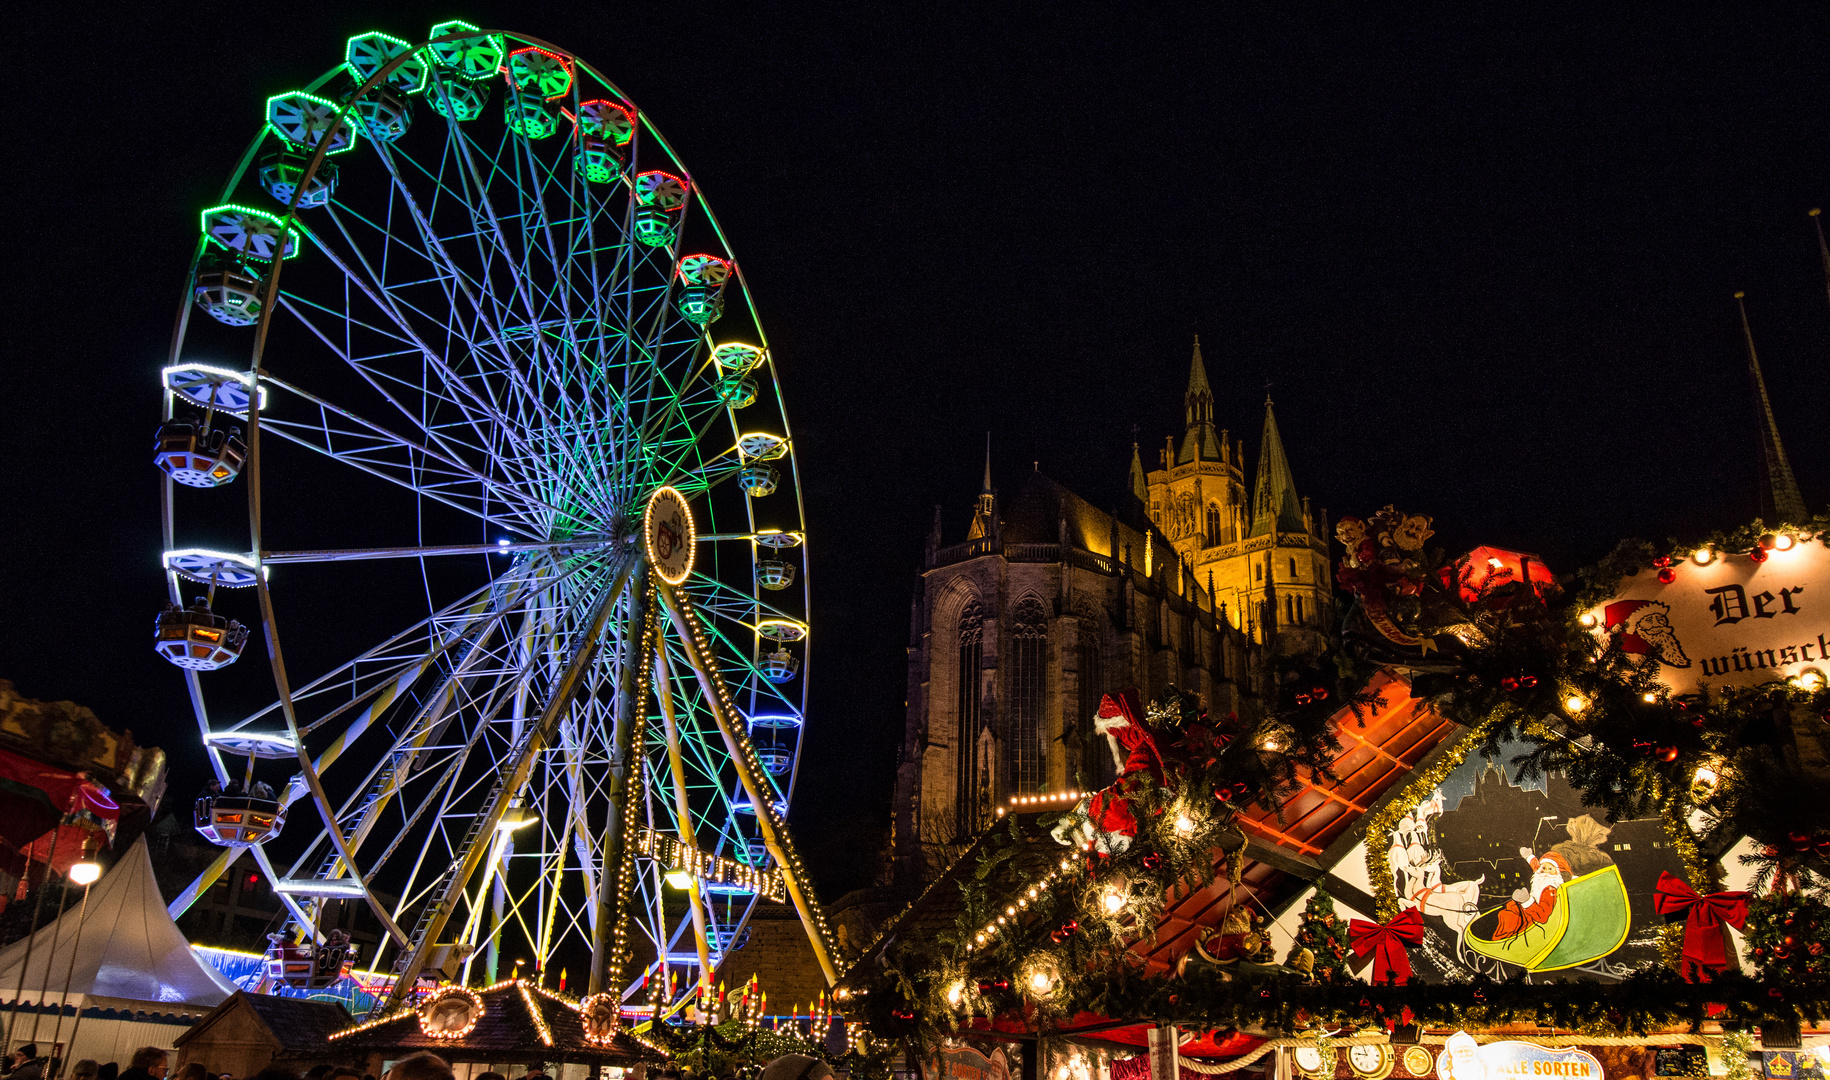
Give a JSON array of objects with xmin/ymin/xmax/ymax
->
[
  {"xmin": 293, "ymin": 213, "xmax": 557, "ymax": 487},
  {"xmin": 254, "ymin": 364, "xmax": 560, "ymax": 524}
]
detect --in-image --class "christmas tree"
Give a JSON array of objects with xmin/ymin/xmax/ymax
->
[
  {"xmin": 1743, "ymin": 887, "xmax": 1830, "ymax": 982},
  {"xmin": 1285, "ymin": 888, "xmax": 1355, "ymax": 983}
]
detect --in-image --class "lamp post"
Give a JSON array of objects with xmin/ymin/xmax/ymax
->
[{"xmin": 46, "ymin": 858, "xmax": 102, "ymax": 1074}]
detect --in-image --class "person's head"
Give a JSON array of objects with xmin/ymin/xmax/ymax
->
[
  {"xmin": 381, "ymin": 1055, "xmax": 452, "ymax": 1080},
  {"xmin": 71, "ymin": 1062, "xmax": 98, "ymax": 1080},
  {"xmin": 524, "ymin": 1069, "xmax": 547, "ymax": 1080},
  {"xmin": 248, "ymin": 1069, "xmax": 301, "ymax": 1080},
  {"xmin": 97, "ymin": 1064, "xmax": 118, "ymax": 1080},
  {"xmin": 16, "ymin": 1047, "xmax": 38, "ymax": 1065},
  {"xmin": 176, "ymin": 1064, "xmax": 209, "ymax": 1080},
  {"xmin": 128, "ymin": 1050, "xmax": 168, "ymax": 1076},
  {"xmin": 306, "ymin": 1067, "xmax": 333, "ymax": 1080},
  {"xmin": 476, "ymin": 1073, "xmax": 506, "ymax": 1080},
  {"xmin": 327, "ymin": 1070, "xmax": 364, "ymax": 1080}
]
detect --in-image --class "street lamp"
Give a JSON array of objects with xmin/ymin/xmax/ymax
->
[{"xmin": 49, "ymin": 857, "xmax": 105, "ymax": 1069}]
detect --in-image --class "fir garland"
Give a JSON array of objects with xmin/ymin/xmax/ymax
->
[{"xmin": 858, "ymin": 518, "xmax": 1830, "ymax": 1041}]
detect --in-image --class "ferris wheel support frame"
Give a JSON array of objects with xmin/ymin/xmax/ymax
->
[
  {"xmin": 377, "ymin": 550, "xmax": 639, "ymax": 1012},
  {"xmin": 657, "ymin": 580, "xmax": 838, "ymax": 986}
]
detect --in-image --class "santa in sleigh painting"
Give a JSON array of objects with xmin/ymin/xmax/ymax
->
[{"xmin": 1464, "ymin": 814, "xmax": 1633, "ymax": 972}]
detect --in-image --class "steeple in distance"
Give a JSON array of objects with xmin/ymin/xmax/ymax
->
[
  {"xmin": 1247, "ymin": 395, "xmax": 1306, "ymax": 538},
  {"xmin": 1734, "ymin": 293, "xmax": 1808, "ymax": 523},
  {"xmin": 1812, "ymin": 209, "xmax": 1830, "ymax": 318},
  {"xmin": 1129, "ymin": 441, "xmax": 1147, "ymax": 503},
  {"xmin": 1176, "ymin": 337, "xmax": 1224, "ymax": 464},
  {"xmin": 967, "ymin": 434, "xmax": 999, "ymax": 542}
]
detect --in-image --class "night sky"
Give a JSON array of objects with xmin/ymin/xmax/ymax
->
[{"xmin": 3, "ymin": 5, "xmax": 1826, "ymax": 900}]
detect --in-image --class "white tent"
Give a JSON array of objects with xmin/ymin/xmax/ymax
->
[{"xmin": 0, "ymin": 835, "xmax": 234, "ymax": 1013}]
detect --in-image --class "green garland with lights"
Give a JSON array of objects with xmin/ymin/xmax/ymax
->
[
  {"xmin": 855, "ymin": 517, "xmax": 1830, "ymax": 1041},
  {"xmin": 645, "ymin": 1018, "xmax": 895, "ymax": 1080}
]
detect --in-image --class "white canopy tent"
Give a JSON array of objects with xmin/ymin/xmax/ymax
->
[{"xmin": 0, "ymin": 836, "xmax": 234, "ymax": 1063}]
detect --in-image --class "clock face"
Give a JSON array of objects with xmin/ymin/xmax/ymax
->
[
  {"xmin": 1349, "ymin": 1045, "xmax": 1394, "ymax": 1080},
  {"xmin": 1294, "ymin": 1048, "xmax": 1334, "ymax": 1078},
  {"xmin": 1402, "ymin": 1046, "xmax": 1434, "ymax": 1077}
]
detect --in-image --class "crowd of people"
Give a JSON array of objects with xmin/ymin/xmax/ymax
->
[{"xmin": 0, "ymin": 1045, "xmax": 536, "ymax": 1080}]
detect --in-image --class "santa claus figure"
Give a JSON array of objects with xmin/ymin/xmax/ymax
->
[
  {"xmin": 1050, "ymin": 689, "xmax": 1170, "ymax": 854},
  {"xmin": 1493, "ymin": 849, "xmax": 1571, "ymax": 939}
]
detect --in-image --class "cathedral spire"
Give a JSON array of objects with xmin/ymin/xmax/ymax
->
[
  {"xmin": 967, "ymin": 435, "xmax": 999, "ymax": 542},
  {"xmin": 1735, "ymin": 293, "xmax": 1808, "ymax": 523},
  {"xmin": 1176, "ymin": 337, "xmax": 1223, "ymax": 464},
  {"xmin": 1129, "ymin": 442, "xmax": 1147, "ymax": 502},
  {"xmin": 1247, "ymin": 396, "xmax": 1305, "ymax": 538}
]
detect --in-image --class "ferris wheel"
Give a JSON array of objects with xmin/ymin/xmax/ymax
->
[{"xmin": 151, "ymin": 22, "xmax": 836, "ymax": 1015}]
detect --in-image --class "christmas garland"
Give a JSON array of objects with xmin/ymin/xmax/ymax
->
[
  {"xmin": 855, "ymin": 515, "xmax": 1830, "ymax": 1042},
  {"xmin": 644, "ymin": 1016, "xmax": 896, "ymax": 1080}
]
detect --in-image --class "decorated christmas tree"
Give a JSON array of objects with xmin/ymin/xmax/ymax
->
[
  {"xmin": 1743, "ymin": 886, "xmax": 1830, "ymax": 982},
  {"xmin": 1286, "ymin": 887, "xmax": 1355, "ymax": 983}
]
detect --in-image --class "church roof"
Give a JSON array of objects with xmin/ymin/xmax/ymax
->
[
  {"xmin": 0, "ymin": 836, "xmax": 237, "ymax": 1007},
  {"xmin": 1247, "ymin": 398, "xmax": 1305, "ymax": 537}
]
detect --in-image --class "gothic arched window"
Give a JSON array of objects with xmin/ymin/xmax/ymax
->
[
  {"xmin": 1206, "ymin": 503, "xmax": 1223, "ymax": 547},
  {"xmin": 1077, "ymin": 619, "xmax": 1106, "ymax": 786},
  {"xmin": 956, "ymin": 599, "xmax": 983, "ymax": 839},
  {"xmin": 1010, "ymin": 595, "xmax": 1048, "ymax": 795}
]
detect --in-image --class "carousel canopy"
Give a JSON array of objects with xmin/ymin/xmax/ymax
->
[{"xmin": 0, "ymin": 835, "xmax": 236, "ymax": 1007}]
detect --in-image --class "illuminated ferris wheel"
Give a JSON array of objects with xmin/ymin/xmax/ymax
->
[{"xmin": 150, "ymin": 22, "xmax": 835, "ymax": 1015}]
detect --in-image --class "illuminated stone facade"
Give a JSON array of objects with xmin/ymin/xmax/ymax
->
[{"xmin": 889, "ymin": 341, "xmax": 1332, "ymax": 886}]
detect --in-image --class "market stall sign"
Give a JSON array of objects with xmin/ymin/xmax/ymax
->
[
  {"xmin": 1437, "ymin": 1034, "xmax": 1602, "ymax": 1080},
  {"xmin": 1588, "ymin": 542, "xmax": 1827, "ymax": 692}
]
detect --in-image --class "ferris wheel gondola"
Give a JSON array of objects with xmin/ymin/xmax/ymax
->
[{"xmin": 152, "ymin": 21, "xmax": 837, "ymax": 1016}]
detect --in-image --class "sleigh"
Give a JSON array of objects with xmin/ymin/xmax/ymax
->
[{"xmin": 1462, "ymin": 864, "xmax": 1631, "ymax": 971}]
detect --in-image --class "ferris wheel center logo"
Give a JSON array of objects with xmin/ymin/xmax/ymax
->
[{"xmin": 645, "ymin": 486, "xmax": 696, "ymax": 584}]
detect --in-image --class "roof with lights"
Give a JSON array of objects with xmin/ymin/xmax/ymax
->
[{"xmin": 327, "ymin": 979, "xmax": 664, "ymax": 1064}]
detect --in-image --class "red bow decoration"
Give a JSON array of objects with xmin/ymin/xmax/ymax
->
[
  {"xmin": 1348, "ymin": 909, "xmax": 1425, "ymax": 986},
  {"xmin": 1653, "ymin": 871, "xmax": 1749, "ymax": 981}
]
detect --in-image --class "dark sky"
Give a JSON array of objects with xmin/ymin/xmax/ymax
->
[{"xmin": 3, "ymin": 4, "xmax": 1826, "ymax": 899}]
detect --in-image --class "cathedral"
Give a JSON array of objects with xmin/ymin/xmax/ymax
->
[{"xmin": 889, "ymin": 341, "xmax": 1335, "ymax": 886}]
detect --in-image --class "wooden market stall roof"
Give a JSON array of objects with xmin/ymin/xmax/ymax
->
[
  {"xmin": 327, "ymin": 979, "xmax": 663, "ymax": 1065},
  {"xmin": 851, "ymin": 670, "xmax": 1464, "ymax": 987},
  {"xmin": 1137, "ymin": 669, "xmax": 1460, "ymax": 974}
]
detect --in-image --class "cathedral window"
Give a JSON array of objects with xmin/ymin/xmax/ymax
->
[
  {"xmin": 1255, "ymin": 563, "xmax": 1262, "ymax": 582},
  {"xmin": 955, "ymin": 599, "xmax": 983, "ymax": 840},
  {"xmin": 1010, "ymin": 595, "xmax": 1048, "ymax": 795},
  {"xmin": 1078, "ymin": 621, "xmax": 1109, "ymax": 786},
  {"xmin": 1289, "ymin": 557, "xmax": 1298, "ymax": 578},
  {"xmin": 1206, "ymin": 503, "xmax": 1222, "ymax": 547}
]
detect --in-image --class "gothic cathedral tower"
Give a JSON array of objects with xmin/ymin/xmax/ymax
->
[{"xmin": 1140, "ymin": 339, "xmax": 1331, "ymax": 652}]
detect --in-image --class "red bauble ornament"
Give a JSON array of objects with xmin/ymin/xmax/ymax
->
[
  {"xmin": 1501, "ymin": 677, "xmax": 1519, "ymax": 692},
  {"xmin": 1769, "ymin": 987, "xmax": 1785, "ymax": 1000},
  {"xmin": 1810, "ymin": 942, "xmax": 1824, "ymax": 957},
  {"xmin": 1658, "ymin": 746, "xmax": 1679, "ymax": 763},
  {"xmin": 1790, "ymin": 831, "xmax": 1813, "ymax": 849},
  {"xmin": 1259, "ymin": 989, "xmax": 1271, "ymax": 999},
  {"xmin": 1657, "ymin": 567, "xmax": 1677, "ymax": 584},
  {"xmin": 1311, "ymin": 686, "xmax": 1329, "ymax": 701},
  {"xmin": 1168, "ymin": 994, "xmax": 1179, "ymax": 1006},
  {"xmin": 1294, "ymin": 694, "xmax": 1312, "ymax": 705},
  {"xmin": 1141, "ymin": 852, "xmax": 1162, "ymax": 871},
  {"xmin": 1785, "ymin": 917, "xmax": 1795, "ymax": 926},
  {"xmin": 1654, "ymin": 555, "xmax": 1673, "ymax": 568},
  {"xmin": 1750, "ymin": 547, "xmax": 1769, "ymax": 564},
  {"xmin": 1215, "ymin": 788, "xmax": 1232, "ymax": 802},
  {"xmin": 1784, "ymin": 935, "xmax": 1798, "ymax": 948},
  {"xmin": 1753, "ymin": 947, "xmax": 1766, "ymax": 957},
  {"xmin": 1520, "ymin": 675, "xmax": 1538, "ymax": 688},
  {"xmin": 1773, "ymin": 947, "xmax": 1791, "ymax": 961}
]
